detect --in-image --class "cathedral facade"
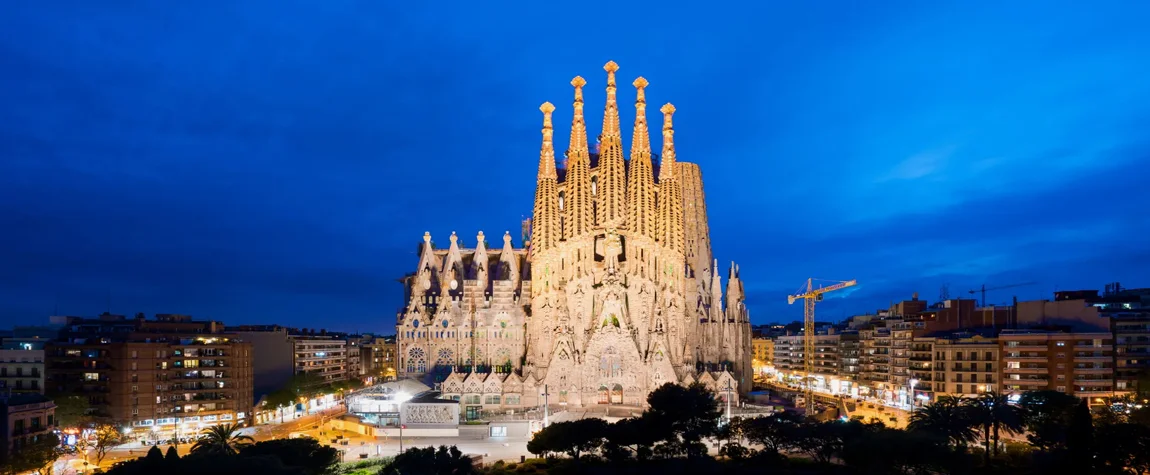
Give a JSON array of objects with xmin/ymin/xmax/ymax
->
[{"xmin": 396, "ymin": 62, "xmax": 752, "ymax": 410}]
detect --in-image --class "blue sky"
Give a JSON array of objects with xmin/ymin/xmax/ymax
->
[{"xmin": 2, "ymin": 1, "xmax": 1148, "ymax": 332}]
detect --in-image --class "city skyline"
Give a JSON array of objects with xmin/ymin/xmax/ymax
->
[{"xmin": 2, "ymin": 1, "xmax": 1149, "ymax": 333}]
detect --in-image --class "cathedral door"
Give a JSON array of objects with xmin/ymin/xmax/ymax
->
[
  {"xmin": 598, "ymin": 386, "xmax": 610, "ymax": 404},
  {"xmin": 610, "ymin": 384, "xmax": 623, "ymax": 404}
]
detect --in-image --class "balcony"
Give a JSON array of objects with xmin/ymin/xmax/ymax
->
[
  {"xmin": 1005, "ymin": 344, "xmax": 1048, "ymax": 351},
  {"xmin": 1073, "ymin": 367, "xmax": 1110, "ymax": 374},
  {"xmin": 1008, "ymin": 378, "xmax": 1049, "ymax": 386},
  {"xmin": 1004, "ymin": 367, "xmax": 1046, "ymax": 374},
  {"xmin": 1073, "ymin": 379, "xmax": 1111, "ymax": 386}
]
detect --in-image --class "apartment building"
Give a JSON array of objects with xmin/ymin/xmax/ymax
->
[
  {"xmin": 360, "ymin": 335, "xmax": 397, "ymax": 382},
  {"xmin": 0, "ymin": 349, "xmax": 45, "ymax": 395},
  {"xmin": 751, "ymin": 337, "xmax": 774, "ymax": 376},
  {"xmin": 0, "ymin": 394, "xmax": 55, "ymax": 460},
  {"xmin": 999, "ymin": 330, "xmax": 1115, "ymax": 403},
  {"xmin": 772, "ymin": 330, "xmax": 841, "ymax": 392},
  {"xmin": 932, "ymin": 334, "xmax": 999, "ymax": 399},
  {"xmin": 45, "ymin": 314, "xmax": 254, "ymax": 431},
  {"xmin": 294, "ymin": 335, "xmax": 348, "ymax": 385},
  {"xmin": 859, "ymin": 325, "xmax": 892, "ymax": 399}
]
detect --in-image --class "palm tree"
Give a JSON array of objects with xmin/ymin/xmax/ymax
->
[
  {"xmin": 964, "ymin": 391, "xmax": 1025, "ymax": 463},
  {"xmin": 907, "ymin": 396, "xmax": 979, "ymax": 449},
  {"xmin": 190, "ymin": 423, "xmax": 255, "ymax": 455}
]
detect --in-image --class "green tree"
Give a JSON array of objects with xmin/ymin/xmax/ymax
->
[
  {"xmin": 1065, "ymin": 400, "xmax": 1093, "ymax": 473},
  {"xmin": 526, "ymin": 419, "xmax": 608, "ymax": 460},
  {"xmin": 164, "ymin": 445, "xmax": 180, "ymax": 462},
  {"xmin": 964, "ymin": 391, "xmax": 1025, "ymax": 463},
  {"xmin": 190, "ymin": 423, "xmax": 254, "ymax": 455},
  {"xmin": 602, "ymin": 417, "xmax": 657, "ymax": 462},
  {"xmin": 2, "ymin": 432, "xmax": 62, "ymax": 475},
  {"xmin": 239, "ymin": 438, "xmax": 339, "ymax": 475},
  {"xmin": 907, "ymin": 396, "xmax": 979, "ymax": 448},
  {"xmin": 644, "ymin": 382, "xmax": 722, "ymax": 458},
  {"xmin": 1018, "ymin": 389, "xmax": 1080, "ymax": 450},
  {"xmin": 144, "ymin": 446, "xmax": 163, "ymax": 463},
  {"xmin": 381, "ymin": 445, "xmax": 475, "ymax": 475},
  {"xmin": 91, "ymin": 423, "xmax": 124, "ymax": 466},
  {"xmin": 52, "ymin": 395, "xmax": 91, "ymax": 429},
  {"xmin": 742, "ymin": 411, "xmax": 803, "ymax": 453},
  {"xmin": 265, "ymin": 388, "xmax": 297, "ymax": 423},
  {"xmin": 1095, "ymin": 422, "xmax": 1150, "ymax": 474}
]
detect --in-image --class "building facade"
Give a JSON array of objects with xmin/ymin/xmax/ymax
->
[
  {"xmin": 45, "ymin": 314, "xmax": 254, "ymax": 431},
  {"xmin": 397, "ymin": 62, "xmax": 752, "ymax": 409},
  {"xmin": 999, "ymin": 330, "xmax": 1115, "ymax": 403},
  {"xmin": 0, "ymin": 349, "xmax": 45, "ymax": 395},
  {"xmin": 0, "ymin": 395, "xmax": 55, "ymax": 460}
]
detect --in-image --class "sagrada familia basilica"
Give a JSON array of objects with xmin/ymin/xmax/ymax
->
[{"xmin": 396, "ymin": 62, "xmax": 752, "ymax": 409}]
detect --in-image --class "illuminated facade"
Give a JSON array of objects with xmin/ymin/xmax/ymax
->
[{"xmin": 397, "ymin": 62, "xmax": 752, "ymax": 409}]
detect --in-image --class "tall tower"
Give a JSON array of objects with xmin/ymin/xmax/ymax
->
[
  {"xmin": 596, "ymin": 61, "xmax": 627, "ymax": 228},
  {"xmin": 626, "ymin": 77, "xmax": 656, "ymax": 241},
  {"xmin": 563, "ymin": 77, "xmax": 594, "ymax": 241},
  {"xmin": 678, "ymin": 162, "xmax": 712, "ymax": 278},
  {"xmin": 531, "ymin": 102, "xmax": 560, "ymax": 295},
  {"xmin": 657, "ymin": 104, "xmax": 685, "ymax": 282}
]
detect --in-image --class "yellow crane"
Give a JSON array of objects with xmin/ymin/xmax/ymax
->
[{"xmin": 788, "ymin": 278, "xmax": 857, "ymax": 411}]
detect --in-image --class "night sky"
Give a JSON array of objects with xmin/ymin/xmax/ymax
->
[{"xmin": 2, "ymin": 1, "xmax": 1148, "ymax": 333}]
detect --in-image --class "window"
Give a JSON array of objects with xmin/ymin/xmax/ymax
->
[
  {"xmin": 131, "ymin": 385, "xmax": 138, "ymax": 392},
  {"xmin": 1057, "ymin": 375, "xmax": 1065, "ymax": 381},
  {"xmin": 985, "ymin": 352, "xmax": 993, "ymax": 360},
  {"xmin": 1056, "ymin": 386, "xmax": 1067, "ymax": 392},
  {"xmin": 956, "ymin": 384, "xmax": 964, "ymax": 394},
  {"xmin": 132, "ymin": 350, "xmax": 138, "ymax": 358},
  {"xmin": 1056, "ymin": 353, "xmax": 1065, "ymax": 359},
  {"xmin": 1056, "ymin": 363, "xmax": 1065, "ymax": 369},
  {"xmin": 490, "ymin": 426, "xmax": 507, "ymax": 437},
  {"xmin": 1056, "ymin": 341, "xmax": 1066, "ymax": 347},
  {"xmin": 131, "ymin": 362, "xmax": 137, "ymax": 370},
  {"xmin": 84, "ymin": 372, "xmax": 99, "ymax": 381},
  {"xmin": 132, "ymin": 408, "xmax": 139, "ymax": 415}
]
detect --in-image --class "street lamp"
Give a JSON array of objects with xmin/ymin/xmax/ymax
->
[{"xmin": 908, "ymin": 379, "xmax": 919, "ymax": 411}]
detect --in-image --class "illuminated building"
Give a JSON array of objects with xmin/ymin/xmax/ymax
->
[
  {"xmin": 44, "ymin": 314, "xmax": 253, "ymax": 433},
  {"xmin": 396, "ymin": 62, "xmax": 752, "ymax": 411}
]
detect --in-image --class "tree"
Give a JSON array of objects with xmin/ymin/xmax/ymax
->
[
  {"xmin": 190, "ymin": 423, "xmax": 254, "ymax": 455},
  {"xmin": 908, "ymin": 396, "xmax": 979, "ymax": 448},
  {"xmin": 2, "ymin": 432, "xmax": 62, "ymax": 475},
  {"xmin": 1018, "ymin": 389, "xmax": 1080, "ymax": 450},
  {"xmin": 52, "ymin": 395, "xmax": 92, "ymax": 429},
  {"xmin": 644, "ymin": 382, "xmax": 722, "ymax": 458},
  {"xmin": 602, "ymin": 417, "xmax": 657, "ymax": 462},
  {"xmin": 164, "ymin": 445, "xmax": 180, "ymax": 462},
  {"xmin": 526, "ymin": 419, "xmax": 608, "ymax": 460},
  {"xmin": 144, "ymin": 446, "xmax": 164, "ymax": 463},
  {"xmin": 239, "ymin": 438, "xmax": 339, "ymax": 475},
  {"xmin": 381, "ymin": 445, "xmax": 475, "ymax": 475},
  {"xmin": 265, "ymin": 388, "xmax": 297, "ymax": 423},
  {"xmin": 1095, "ymin": 422, "xmax": 1150, "ymax": 474},
  {"xmin": 742, "ymin": 411, "xmax": 803, "ymax": 453},
  {"xmin": 1065, "ymin": 400, "xmax": 1093, "ymax": 473},
  {"xmin": 91, "ymin": 423, "xmax": 124, "ymax": 466},
  {"xmin": 964, "ymin": 391, "xmax": 1025, "ymax": 462}
]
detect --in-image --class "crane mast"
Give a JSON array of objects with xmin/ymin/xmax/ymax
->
[{"xmin": 787, "ymin": 278, "xmax": 857, "ymax": 413}]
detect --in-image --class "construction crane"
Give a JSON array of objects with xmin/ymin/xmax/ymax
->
[
  {"xmin": 788, "ymin": 278, "xmax": 857, "ymax": 412},
  {"xmin": 967, "ymin": 282, "xmax": 1036, "ymax": 307}
]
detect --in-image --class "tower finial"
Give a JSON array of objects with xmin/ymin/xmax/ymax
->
[
  {"xmin": 602, "ymin": 61, "xmax": 620, "ymax": 137},
  {"xmin": 626, "ymin": 76, "xmax": 656, "ymax": 241},
  {"xmin": 569, "ymin": 76, "xmax": 588, "ymax": 156},
  {"xmin": 538, "ymin": 102, "xmax": 556, "ymax": 179}
]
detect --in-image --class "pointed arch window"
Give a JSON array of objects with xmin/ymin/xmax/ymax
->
[{"xmin": 599, "ymin": 347, "xmax": 622, "ymax": 378}]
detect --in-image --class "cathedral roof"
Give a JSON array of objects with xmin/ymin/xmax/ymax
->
[{"xmin": 556, "ymin": 152, "xmax": 664, "ymax": 184}]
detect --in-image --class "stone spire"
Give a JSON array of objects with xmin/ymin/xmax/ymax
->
[
  {"xmin": 531, "ymin": 102, "xmax": 560, "ymax": 254},
  {"xmin": 657, "ymin": 103, "xmax": 684, "ymax": 257},
  {"xmin": 597, "ymin": 61, "xmax": 626, "ymax": 228},
  {"xmin": 626, "ymin": 76, "xmax": 656, "ymax": 240},
  {"xmin": 564, "ymin": 76, "xmax": 594, "ymax": 240}
]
